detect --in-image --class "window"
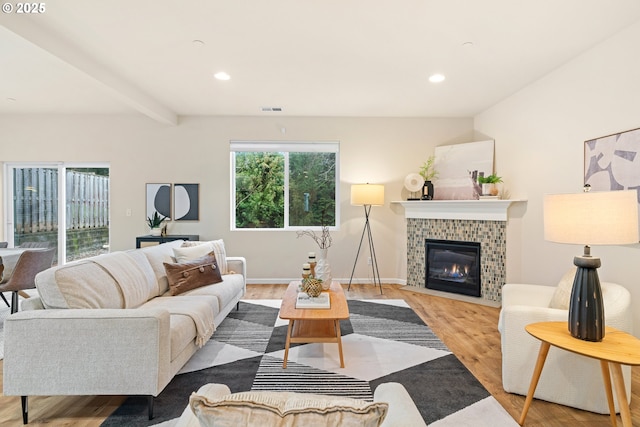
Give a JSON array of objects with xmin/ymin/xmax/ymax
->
[
  {"xmin": 4, "ymin": 163, "xmax": 110, "ymax": 264},
  {"xmin": 231, "ymin": 141, "xmax": 339, "ymax": 229}
]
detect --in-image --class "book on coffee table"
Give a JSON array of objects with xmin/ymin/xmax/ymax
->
[{"xmin": 296, "ymin": 292, "xmax": 330, "ymax": 309}]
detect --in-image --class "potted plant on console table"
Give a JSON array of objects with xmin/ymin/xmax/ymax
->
[{"xmin": 146, "ymin": 211, "xmax": 167, "ymax": 236}]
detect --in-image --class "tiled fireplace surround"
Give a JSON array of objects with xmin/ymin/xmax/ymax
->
[
  {"xmin": 397, "ymin": 200, "xmax": 519, "ymax": 304},
  {"xmin": 407, "ymin": 218, "xmax": 505, "ymax": 303}
]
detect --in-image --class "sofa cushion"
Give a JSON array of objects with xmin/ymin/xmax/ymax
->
[
  {"xmin": 164, "ymin": 252, "xmax": 223, "ymax": 296},
  {"xmin": 190, "ymin": 390, "xmax": 388, "ymax": 427},
  {"xmin": 180, "ymin": 240, "xmax": 228, "ymax": 274},
  {"xmin": 179, "ymin": 273, "xmax": 244, "ymax": 312},
  {"xmin": 140, "ymin": 240, "xmax": 185, "ymax": 295},
  {"xmin": 36, "ymin": 252, "xmax": 157, "ymax": 309},
  {"xmin": 549, "ymin": 266, "xmax": 577, "ymax": 310},
  {"xmin": 141, "ymin": 295, "xmax": 219, "ymax": 360},
  {"xmin": 36, "ymin": 260, "xmax": 123, "ymax": 309}
]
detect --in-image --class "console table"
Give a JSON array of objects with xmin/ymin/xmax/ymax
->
[{"xmin": 135, "ymin": 234, "xmax": 199, "ymax": 248}]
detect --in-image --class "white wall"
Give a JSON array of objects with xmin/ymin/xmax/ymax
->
[
  {"xmin": 0, "ymin": 115, "xmax": 473, "ymax": 284},
  {"xmin": 475, "ymin": 21, "xmax": 640, "ymax": 332}
]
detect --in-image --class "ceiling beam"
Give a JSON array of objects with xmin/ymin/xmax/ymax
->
[{"xmin": 0, "ymin": 18, "xmax": 178, "ymax": 125}]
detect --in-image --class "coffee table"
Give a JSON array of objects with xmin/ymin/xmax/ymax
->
[{"xmin": 279, "ymin": 280, "xmax": 350, "ymax": 368}]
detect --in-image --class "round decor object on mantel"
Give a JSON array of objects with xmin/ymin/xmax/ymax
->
[
  {"xmin": 315, "ymin": 248, "xmax": 332, "ymax": 290},
  {"xmin": 404, "ymin": 173, "xmax": 424, "ymax": 200},
  {"xmin": 150, "ymin": 227, "xmax": 162, "ymax": 236}
]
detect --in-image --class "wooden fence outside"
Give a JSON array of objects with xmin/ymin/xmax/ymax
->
[{"xmin": 14, "ymin": 168, "xmax": 109, "ymax": 234}]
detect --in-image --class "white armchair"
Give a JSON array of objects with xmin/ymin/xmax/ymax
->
[{"xmin": 498, "ymin": 276, "xmax": 633, "ymax": 414}]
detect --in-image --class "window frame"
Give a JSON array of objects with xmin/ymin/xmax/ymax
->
[{"xmin": 230, "ymin": 141, "xmax": 340, "ymax": 231}]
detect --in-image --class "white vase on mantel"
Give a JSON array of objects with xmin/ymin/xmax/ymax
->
[
  {"xmin": 315, "ymin": 248, "xmax": 332, "ymax": 290},
  {"xmin": 150, "ymin": 227, "xmax": 161, "ymax": 236}
]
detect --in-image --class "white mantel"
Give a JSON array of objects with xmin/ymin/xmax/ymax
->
[{"xmin": 392, "ymin": 199, "xmax": 525, "ymax": 221}]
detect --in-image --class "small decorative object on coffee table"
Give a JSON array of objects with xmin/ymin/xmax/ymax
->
[
  {"xmin": 296, "ymin": 291, "xmax": 330, "ymax": 309},
  {"xmin": 308, "ymin": 252, "xmax": 317, "ymax": 277},
  {"xmin": 302, "ymin": 277, "xmax": 323, "ymax": 297}
]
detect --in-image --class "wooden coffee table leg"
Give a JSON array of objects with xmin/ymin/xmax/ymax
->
[
  {"xmin": 283, "ymin": 320, "xmax": 294, "ymax": 368},
  {"xmin": 518, "ymin": 341, "xmax": 550, "ymax": 426},
  {"xmin": 335, "ymin": 320, "xmax": 344, "ymax": 368}
]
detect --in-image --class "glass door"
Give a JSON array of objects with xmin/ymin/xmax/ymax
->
[{"xmin": 5, "ymin": 163, "xmax": 110, "ymax": 265}]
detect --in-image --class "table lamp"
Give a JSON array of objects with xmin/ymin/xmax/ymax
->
[
  {"xmin": 348, "ymin": 183, "xmax": 384, "ymax": 294},
  {"xmin": 543, "ymin": 188, "xmax": 639, "ymax": 341}
]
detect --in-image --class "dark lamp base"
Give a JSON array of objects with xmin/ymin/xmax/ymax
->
[{"xmin": 568, "ymin": 256, "xmax": 604, "ymax": 342}]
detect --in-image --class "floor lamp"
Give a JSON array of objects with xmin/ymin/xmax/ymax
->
[
  {"xmin": 544, "ymin": 188, "xmax": 638, "ymax": 341},
  {"xmin": 348, "ymin": 183, "xmax": 384, "ymax": 294}
]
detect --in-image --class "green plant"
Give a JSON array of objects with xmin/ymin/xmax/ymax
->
[
  {"xmin": 419, "ymin": 155, "xmax": 438, "ymax": 181},
  {"xmin": 477, "ymin": 174, "xmax": 502, "ymax": 184},
  {"xmin": 146, "ymin": 211, "xmax": 167, "ymax": 228}
]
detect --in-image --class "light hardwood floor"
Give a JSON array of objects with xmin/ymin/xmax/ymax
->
[{"xmin": 0, "ymin": 283, "xmax": 638, "ymax": 426}]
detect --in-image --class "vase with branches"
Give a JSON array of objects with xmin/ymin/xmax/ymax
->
[
  {"xmin": 297, "ymin": 216, "xmax": 333, "ymax": 289},
  {"xmin": 419, "ymin": 155, "xmax": 438, "ymax": 200}
]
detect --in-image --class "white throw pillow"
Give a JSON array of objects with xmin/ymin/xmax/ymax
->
[
  {"xmin": 177, "ymin": 239, "xmax": 228, "ymax": 274},
  {"xmin": 190, "ymin": 390, "xmax": 388, "ymax": 427},
  {"xmin": 549, "ymin": 266, "xmax": 577, "ymax": 310},
  {"xmin": 174, "ymin": 243, "xmax": 214, "ymax": 262}
]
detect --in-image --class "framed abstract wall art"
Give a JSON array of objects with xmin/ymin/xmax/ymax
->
[
  {"xmin": 584, "ymin": 127, "xmax": 640, "ymax": 192},
  {"xmin": 585, "ymin": 127, "xmax": 640, "ymax": 231},
  {"xmin": 174, "ymin": 183, "xmax": 199, "ymax": 221},
  {"xmin": 433, "ymin": 140, "xmax": 495, "ymax": 200},
  {"xmin": 146, "ymin": 183, "xmax": 172, "ymax": 220}
]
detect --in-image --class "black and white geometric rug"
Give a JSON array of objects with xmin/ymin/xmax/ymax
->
[{"xmin": 102, "ymin": 299, "xmax": 518, "ymax": 426}]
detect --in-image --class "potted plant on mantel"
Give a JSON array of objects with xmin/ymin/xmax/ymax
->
[
  {"xmin": 477, "ymin": 174, "xmax": 502, "ymax": 197},
  {"xmin": 146, "ymin": 211, "xmax": 167, "ymax": 236},
  {"xmin": 419, "ymin": 155, "xmax": 438, "ymax": 200}
]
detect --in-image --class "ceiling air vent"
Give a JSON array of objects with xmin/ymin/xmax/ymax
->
[{"xmin": 261, "ymin": 107, "xmax": 282, "ymax": 112}]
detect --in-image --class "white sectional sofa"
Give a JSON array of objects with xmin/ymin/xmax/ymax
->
[{"xmin": 3, "ymin": 240, "xmax": 246, "ymax": 424}]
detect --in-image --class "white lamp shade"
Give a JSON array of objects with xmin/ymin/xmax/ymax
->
[
  {"xmin": 543, "ymin": 190, "xmax": 639, "ymax": 245},
  {"xmin": 351, "ymin": 184, "xmax": 385, "ymax": 206}
]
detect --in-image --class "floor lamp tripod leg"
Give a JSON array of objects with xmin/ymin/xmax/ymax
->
[
  {"xmin": 366, "ymin": 222, "xmax": 383, "ymax": 294},
  {"xmin": 348, "ymin": 208, "xmax": 369, "ymax": 290}
]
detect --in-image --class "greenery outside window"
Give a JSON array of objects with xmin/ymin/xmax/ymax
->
[{"xmin": 231, "ymin": 141, "xmax": 339, "ymax": 230}]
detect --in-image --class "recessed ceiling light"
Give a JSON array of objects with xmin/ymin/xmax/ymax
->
[
  {"xmin": 7, "ymin": 97, "xmax": 16, "ymax": 102},
  {"xmin": 428, "ymin": 74, "xmax": 446, "ymax": 83},
  {"xmin": 462, "ymin": 41, "xmax": 474, "ymax": 48},
  {"xmin": 192, "ymin": 39, "xmax": 205, "ymax": 46},
  {"xmin": 214, "ymin": 71, "xmax": 230, "ymax": 81}
]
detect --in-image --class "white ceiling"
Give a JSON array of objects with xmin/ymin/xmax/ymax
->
[{"xmin": 2, "ymin": 1, "xmax": 640, "ymax": 124}]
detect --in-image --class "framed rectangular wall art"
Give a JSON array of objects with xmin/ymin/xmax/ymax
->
[
  {"xmin": 173, "ymin": 183, "xmax": 199, "ymax": 221},
  {"xmin": 584, "ymin": 127, "xmax": 640, "ymax": 191},
  {"xmin": 585, "ymin": 127, "xmax": 640, "ymax": 230},
  {"xmin": 146, "ymin": 183, "xmax": 172, "ymax": 220}
]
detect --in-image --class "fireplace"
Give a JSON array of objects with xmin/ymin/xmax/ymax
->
[{"xmin": 425, "ymin": 239, "xmax": 481, "ymax": 297}]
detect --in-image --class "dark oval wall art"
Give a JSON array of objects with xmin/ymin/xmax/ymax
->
[{"xmin": 146, "ymin": 183, "xmax": 172, "ymax": 220}]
